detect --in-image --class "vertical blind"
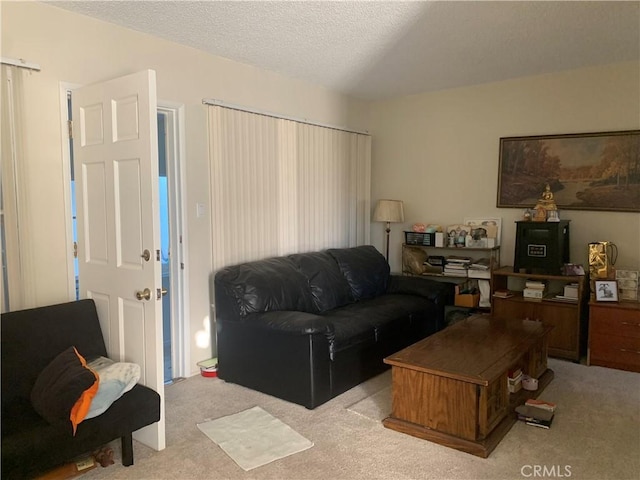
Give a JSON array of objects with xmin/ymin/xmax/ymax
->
[
  {"xmin": 208, "ymin": 105, "xmax": 371, "ymax": 271},
  {"xmin": 1, "ymin": 65, "xmax": 30, "ymax": 311}
]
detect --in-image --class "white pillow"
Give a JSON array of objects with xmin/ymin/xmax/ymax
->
[{"xmin": 85, "ymin": 356, "xmax": 141, "ymax": 419}]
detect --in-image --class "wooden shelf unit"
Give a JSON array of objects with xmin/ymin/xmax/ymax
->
[
  {"xmin": 402, "ymin": 245, "xmax": 500, "ymax": 274},
  {"xmin": 490, "ymin": 266, "xmax": 588, "ymax": 361},
  {"xmin": 402, "ymin": 244, "xmax": 500, "ymax": 305}
]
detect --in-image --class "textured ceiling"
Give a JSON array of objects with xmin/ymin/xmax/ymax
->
[{"xmin": 51, "ymin": 1, "xmax": 640, "ymax": 100}]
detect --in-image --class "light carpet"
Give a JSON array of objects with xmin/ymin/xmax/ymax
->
[
  {"xmin": 196, "ymin": 405, "xmax": 313, "ymax": 471},
  {"xmin": 78, "ymin": 358, "xmax": 639, "ymax": 480},
  {"xmin": 346, "ymin": 381, "xmax": 391, "ymax": 422}
]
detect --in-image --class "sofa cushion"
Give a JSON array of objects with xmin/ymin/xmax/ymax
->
[
  {"xmin": 327, "ymin": 246, "xmax": 390, "ymax": 300},
  {"xmin": 321, "ymin": 294, "xmax": 437, "ymax": 357},
  {"xmin": 288, "ymin": 252, "xmax": 353, "ymax": 312},
  {"xmin": 322, "ymin": 312, "xmax": 376, "ymax": 357},
  {"xmin": 216, "ymin": 257, "xmax": 316, "ymax": 315},
  {"xmin": 30, "ymin": 347, "xmax": 99, "ymax": 434}
]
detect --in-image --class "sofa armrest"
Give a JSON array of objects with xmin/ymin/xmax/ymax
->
[
  {"xmin": 244, "ymin": 311, "xmax": 334, "ymax": 336},
  {"xmin": 387, "ymin": 275, "xmax": 454, "ymax": 306},
  {"xmin": 216, "ymin": 311, "xmax": 334, "ymax": 408}
]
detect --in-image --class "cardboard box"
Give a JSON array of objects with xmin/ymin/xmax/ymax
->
[
  {"xmin": 455, "ymin": 285, "xmax": 479, "ymax": 308},
  {"xmin": 523, "ymin": 288, "xmax": 544, "ymax": 299},
  {"xmin": 563, "ymin": 284, "xmax": 579, "ymax": 298}
]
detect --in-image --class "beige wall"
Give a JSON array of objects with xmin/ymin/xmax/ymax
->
[
  {"xmin": 369, "ymin": 62, "xmax": 640, "ymax": 274},
  {"xmin": 1, "ymin": 1, "xmax": 370, "ymax": 375},
  {"xmin": 4, "ymin": 2, "xmax": 640, "ymax": 375}
]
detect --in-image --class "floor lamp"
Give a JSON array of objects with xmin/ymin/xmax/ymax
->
[{"xmin": 373, "ymin": 199, "xmax": 405, "ymax": 262}]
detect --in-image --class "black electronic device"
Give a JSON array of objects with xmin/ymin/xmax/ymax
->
[
  {"xmin": 513, "ymin": 220, "xmax": 570, "ymax": 275},
  {"xmin": 427, "ymin": 255, "xmax": 446, "ymax": 267}
]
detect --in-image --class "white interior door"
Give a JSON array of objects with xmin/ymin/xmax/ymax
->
[{"xmin": 73, "ymin": 70, "xmax": 165, "ymax": 451}]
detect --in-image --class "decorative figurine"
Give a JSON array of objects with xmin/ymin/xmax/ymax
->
[
  {"xmin": 547, "ymin": 210, "xmax": 560, "ymax": 222},
  {"xmin": 448, "ymin": 230, "xmax": 456, "ymax": 247},
  {"xmin": 532, "ymin": 184, "xmax": 558, "ymax": 222},
  {"xmin": 533, "ymin": 206, "xmax": 548, "ymax": 222}
]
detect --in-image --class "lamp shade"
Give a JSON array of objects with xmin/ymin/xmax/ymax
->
[{"xmin": 373, "ymin": 200, "xmax": 404, "ymax": 223}]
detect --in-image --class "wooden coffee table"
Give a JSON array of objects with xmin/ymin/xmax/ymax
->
[{"xmin": 383, "ymin": 315, "xmax": 554, "ymax": 457}]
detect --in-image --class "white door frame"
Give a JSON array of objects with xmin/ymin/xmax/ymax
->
[
  {"xmin": 157, "ymin": 102, "xmax": 190, "ymax": 379},
  {"xmin": 59, "ymin": 81, "xmax": 80, "ymax": 302},
  {"xmin": 60, "ymin": 84, "xmax": 189, "ymax": 379}
]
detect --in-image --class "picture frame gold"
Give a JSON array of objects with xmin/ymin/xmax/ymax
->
[{"xmin": 497, "ymin": 130, "xmax": 640, "ymax": 212}]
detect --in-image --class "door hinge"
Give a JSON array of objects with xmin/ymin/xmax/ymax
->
[
  {"xmin": 156, "ymin": 249, "xmax": 160, "ymax": 261},
  {"xmin": 67, "ymin": 120, "xmax": 73, "ymax": 139},
  {"xmin": 73, "ymin": 241, "xmax": 78, "ymax": 258},
  {"xmin": 180, "ymin": 262, "xmax": 185, "ymax": 270}
]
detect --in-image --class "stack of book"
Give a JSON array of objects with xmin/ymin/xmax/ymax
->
[
  {"xmin": 523, "ymin": 280, "xmax": 546, "ymax": 300},
  {"xmin": 508, "ymin": 368, "xmax": 523, "ymax": 393},
  {"xmin": 515, "ymin": 399, "xmax": 556, "ymax": 429},
  {"xmin": 468, "ymin": 258, "xmax": 491, "ymax": 279},
  {"xmin": 422, "ymin": 261, "xmax": 444, "ymax": 275},
  {"xmin": 493, "ymin": 289, "xmax": 514, "ymax": 299},
  {"xmin": 444, "ymin": 256, "xmax": 471, "ymax": 277},
  {"xmin": 548, "ymin": 282, "xmax": 579, "ymax": 303},
  {"xmin": 525, "ymin": 398, "xmax": 557, "ymax": 412},
  {"xmin": 423, "ymin": 255, "xmax": 446, "ymax": 275}
]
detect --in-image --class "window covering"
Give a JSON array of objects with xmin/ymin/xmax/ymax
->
[{"xmin": 207, "ymin": 105, "xmax": 371, "ymax": 271}]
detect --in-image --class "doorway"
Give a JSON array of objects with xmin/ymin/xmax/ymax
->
[
  {"xmin": 156, "ymin": 106, "xmax": 188, "ymax": 384},
  {"xmin": 63, "ymin": 87, "xmax": 187, "ymax": 384},
  {"xmin": 158, "ymin": 111, "xmax": 172, "ymax": 383}
]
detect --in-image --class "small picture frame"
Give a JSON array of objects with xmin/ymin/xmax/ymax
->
[{"xmin": 595, "ymin": 280, "xmax": 619, "ymax": 302}]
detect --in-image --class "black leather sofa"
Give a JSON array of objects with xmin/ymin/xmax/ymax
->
[
  {"xmin": 214, "ymin": 245, "xmax": 453, "ymax": 409},
  {"xmin": 1, "ymin": 299, "xmax": 161, "ymax": 479}
]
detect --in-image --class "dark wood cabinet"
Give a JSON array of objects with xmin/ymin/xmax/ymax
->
[
  {"xmin": 491, "ymin": 266, "xmax": 587, "ymax": 361},
  {"xmin": 588, "ymin": 301, "xmax": 640, "ymax": 373}
]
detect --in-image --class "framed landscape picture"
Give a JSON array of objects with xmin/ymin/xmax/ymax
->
[{"xmin": 497, "ymin": 130, "xmax": 640, "ymax": 212}]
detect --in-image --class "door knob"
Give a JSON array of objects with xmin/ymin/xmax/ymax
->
[
  {"xmin": 136, "ymin": 288, "xmax": 152, "ymax": 301},
  {"xmin": 141, "ymin": 249, "xmax": 151, "ymax": 262}
]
